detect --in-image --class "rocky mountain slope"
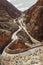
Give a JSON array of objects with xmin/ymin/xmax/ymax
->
[
  {"xmin": 24, "ymin": 0, "xmax": 43, "ymax": 41},
  {"xmin": 0, "ymin": 0, "xmax": 22, "ymax": 53},
  {"xmin": 0, "ymin": 0, "xmax": 43, "ymax": 54}
]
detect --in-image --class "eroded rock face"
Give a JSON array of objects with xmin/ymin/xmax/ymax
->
[{"xmin": 24, "ymin": 0, "xmax": 43, "ymax": 41}]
